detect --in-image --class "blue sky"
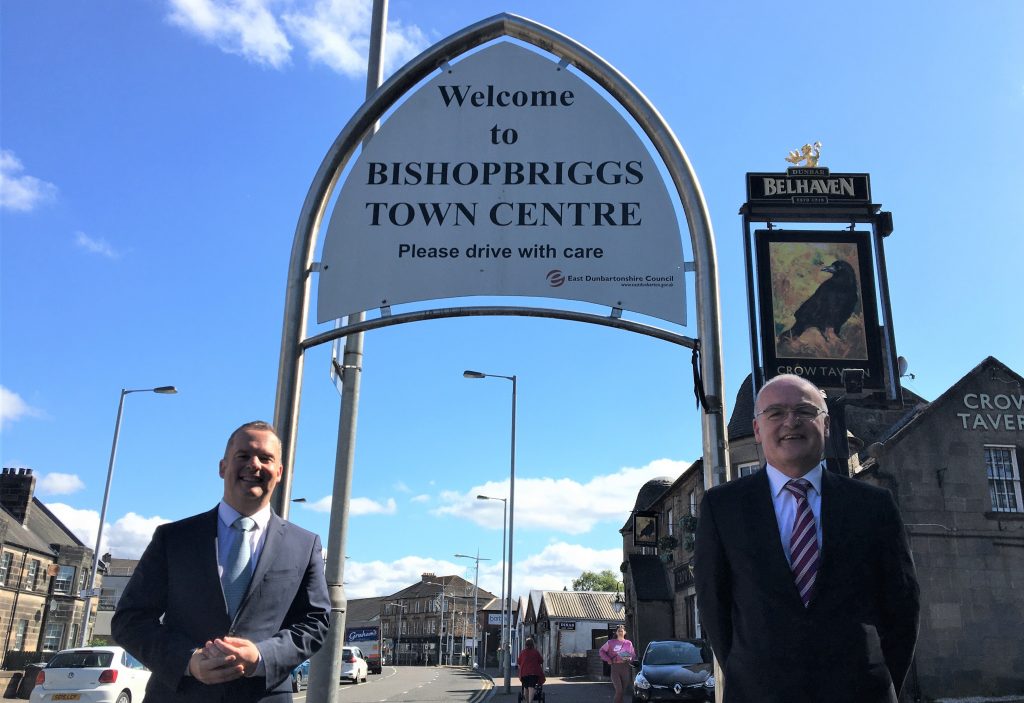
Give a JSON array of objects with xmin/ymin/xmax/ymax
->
[{"xmin": 2, "ymin": 0, "xmax": 1022, "ymax": 600}]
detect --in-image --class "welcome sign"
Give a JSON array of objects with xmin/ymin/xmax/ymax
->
[{"xmin": 318, "ymin": 42, "xmax": 686, "ymax": 325}]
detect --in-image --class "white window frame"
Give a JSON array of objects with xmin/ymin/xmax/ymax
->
[
  {"xmin": 42, "ymin": 622, "xmax": 65, "ymax": 651},
  {"xmin": 13, "ymin": 619, "xmax": 28, "ymax": 650},
  {"xmin": 737, "ymin": 461, "xmax": 760, "ymax": 478},
  {"xmin": 0, "ymin": 552, "xmax": 12, "ymax": 586},
  {"xmin": 985, "ymin": 445, "xmax": 1023, "ymax": 513},
  {"xmin": 667, "ymin": 507, "xmax": 674, "ymax": 536},
  {"xmin": 53, "ymin": 565, "xmax": 76, "ymax": 595},
  {"xmin": 26, "ymin": 559, "xmax": 40, "ymax": 591}
]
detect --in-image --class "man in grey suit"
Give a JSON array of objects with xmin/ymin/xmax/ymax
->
[
  {"xmin": 113, "ymin": 421, "xmax": 330, "ymax": 702},
  {"xmin": 695, "ymin": 375, "xmax": 919, "ymax": 703}
]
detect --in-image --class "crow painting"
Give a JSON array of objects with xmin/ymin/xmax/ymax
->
[
  {"xmin": 638, "ymin": 518, "xmax": 656, "ymax": 539},
  {"xmin": 778, "ymin": 260, "xmax": 859, "ymax": 343}
]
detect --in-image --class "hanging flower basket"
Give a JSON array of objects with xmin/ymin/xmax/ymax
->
[{"xmin": 657, "ymin": 535, "xmax": 679, "ymax": 552}]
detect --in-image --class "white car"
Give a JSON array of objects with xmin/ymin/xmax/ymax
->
[
  {"xmin": 340, "ymin": 646, "xmax": 368, "ymax": 684},
  {"xmin": 30, "ymin": 646, "xmax": 150, "ymax": 703}
]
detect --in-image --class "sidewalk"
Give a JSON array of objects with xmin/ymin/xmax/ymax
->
[{"xmin": 476, "ymin": 667, "xmax": 614, "ymax": 703}]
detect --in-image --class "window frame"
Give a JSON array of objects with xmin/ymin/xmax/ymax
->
[
  {"xmin": 0, "ymin": 552, "xmax": 12, "ymax": 586},
  {"xmin": 985, "ymin": 445, "xmax": 1023, "ymax": 513},
  {"xmin": 52, "ymin": 565, "xmax": 76, "ymax": 595}
]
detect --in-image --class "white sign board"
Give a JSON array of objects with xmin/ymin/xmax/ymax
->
[{"xmin": 318, "ymin": 42, "xmax": 686, "ymax": 324}]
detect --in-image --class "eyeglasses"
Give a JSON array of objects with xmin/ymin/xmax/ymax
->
[{"xmin": 754, "ymin": 404, "xmax": 827, "ymax": 423}]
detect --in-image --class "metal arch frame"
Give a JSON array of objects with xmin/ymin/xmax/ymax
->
[{"xmin": 272, "ymin": 12, "xmax": 730, "ymax": 512}]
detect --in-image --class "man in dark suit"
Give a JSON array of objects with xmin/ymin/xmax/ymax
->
[
  {"xmin": 695, "ymin": 374, "xmax": 919, "ymax": 703},
  {"xmin": 112, "ymin": 421, "xmax": 330, "ymax": 702}
]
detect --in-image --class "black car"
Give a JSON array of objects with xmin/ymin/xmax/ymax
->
[{"xmin": 632, "ymin": 639, "xmax": 714, "ymax": 702}]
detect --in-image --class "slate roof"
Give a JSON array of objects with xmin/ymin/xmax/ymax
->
[
  {"xmin": 27, "ymin": 498, "xmax": 86, "ymax": 550},
  {"xmin": 727, "ymin": 374, "xmax": 756, "ymax": 441},
  {"xmin": 346, "ymin": 596, "xmax": 385, "ymax": 624},
  {"xmin": 538, "ymin": 590, "xmax": 625, "ymax": 623},
  {"xmin": 0, "ymin": 506, "xmax": 53, "ymax": 554},
  {"xmin": 628, "ymin": 554, "xmax": 672, "ymax": 601},
  {"xmin": 386, "ymin": 574, "xmax": 497, "ymax": 604}
]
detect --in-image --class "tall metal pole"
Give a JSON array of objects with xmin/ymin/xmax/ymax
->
[
  {"xmin": 305, "ymin": 1, "xmax": 386, "ymax": 700},
  {"xmin": 80, "ymin": 386, "xmax": 176, "ymax": 647},
  {"xmin": 505, "ymin": 375, "xmax": 517, "ymax": 693},
  {"xmin": 388, "ymin": 601, "xmax": 406, "ymax": 665},
  {"xmin": 455, "ymin": 551, "xmax": 489, "ymax": 668}
]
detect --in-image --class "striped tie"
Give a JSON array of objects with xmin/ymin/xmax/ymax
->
[
  {"xmin": 223, "ymin": 516, "xmax": 256, "ymax": 617},
  {"xmin": 784, "ymin": 479, "xmax": 819, "ymax": 607}
]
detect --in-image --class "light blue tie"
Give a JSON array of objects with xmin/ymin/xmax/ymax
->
[{"xmin": 223, "ymin": 517, "xmax": 256, "ymax": 618}]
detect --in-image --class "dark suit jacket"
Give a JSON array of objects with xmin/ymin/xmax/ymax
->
[
  {"xmin": 694, "ymin": 468, "xmax": 919, "ymax": 703},
  {"xmin": 112, "ymin": 507, "xmax": 330, "ymax": 702}
]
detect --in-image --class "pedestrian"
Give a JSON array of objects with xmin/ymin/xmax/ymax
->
[
  {"xmin": 694, "ymin": 374, "xmax": 920, "ymax": 703},
  {"xmin": 517, "ymin": 637, "xmax": 545, "ymax": 703},
  {"xmin": 599, "ymin": 625, "xmax": 635, "ymax": 703},
  {"xmin": 112, "ymin": 421, "xmax": 330, "ymax": 702}
]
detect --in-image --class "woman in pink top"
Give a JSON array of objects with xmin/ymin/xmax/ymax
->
[{"xmin": 599, "ymin": 625, "xmax": 635, "ymax": 703}]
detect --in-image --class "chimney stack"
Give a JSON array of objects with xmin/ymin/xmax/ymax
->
[{"xmin": 0, "ymin": 467, "xmax": 37, "ymax": 526}]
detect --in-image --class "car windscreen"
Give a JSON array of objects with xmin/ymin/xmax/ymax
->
[
  {"xmin": 47, "ymin": 651, "xmax": 114, "ymax": 668},
  {"xmin": 643, "ymin": 642, "xmax": 705, "ymax": 666}
]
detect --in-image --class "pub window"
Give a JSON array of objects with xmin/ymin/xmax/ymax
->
[
  {"xmin": 53, "ymin": 565, "xmax": 76, "ymax": 595},
  {"xmin": 667, "ymin": 507, "xmax": 674, "ymax": 536},
  {"xmin": 0, "ymin": 553, "xmax": 11, "ymax": 586},
  {"xmin": 688, "ymin": 490, "xmax": 697, "ymax": 516},
  {"xmin": 26, "ymin": 560, "xmax": 40, "ymax": 591},
  {"xmin": 986, "ymin": 445, "xmax": 1023, "ymax": 513}
]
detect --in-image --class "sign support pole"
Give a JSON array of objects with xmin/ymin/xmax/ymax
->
[{"xmin": 305, "ymin": 3, "xmax": 385, "ymax": 702}]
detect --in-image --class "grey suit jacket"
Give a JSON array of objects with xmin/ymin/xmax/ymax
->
[
  {"xmin": 112, "ymin": 507, "xmax": 330, "ymax": 702},
  {"xmin": 694, "ymin": 468, "xmax": 920, "ymax": 703}
]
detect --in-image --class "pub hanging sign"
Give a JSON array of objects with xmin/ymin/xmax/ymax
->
[{"xmin": 746, "ymin": 168, "xmax": 871, "ymax": 206}]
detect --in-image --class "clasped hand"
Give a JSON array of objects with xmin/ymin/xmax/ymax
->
[{"xmin": 189, "ymin": 636, "xmax": 260, "ymax": 684}]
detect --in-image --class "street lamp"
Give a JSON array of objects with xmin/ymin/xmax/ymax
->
[
  {"xmin": 386, "ymin": 601, "xmax": 408, "ymax": 665},
  {"xmin": 424, "ymin": 580, "xmax": 453, "ymax": 666},
  {"xmin": 464, "ymin": 369, "xmax": 517, "ymax": 693},
  {"xmin": 475, "ymin": 494, "xmax": 507, "ymax": 671},
  {"xmin": 79, "ymin": 385, "xmax": 177, "ymax": 646},
  {"xmin": 455, "ymin": 551, "xmax": 491, "ymax": 668}
]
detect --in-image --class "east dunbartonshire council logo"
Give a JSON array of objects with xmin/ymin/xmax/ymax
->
[{"xmin": 546, "ymin": 270, "xmax": 675, "ymax": 288}]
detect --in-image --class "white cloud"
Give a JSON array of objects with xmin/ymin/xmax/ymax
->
[
  {"xmin": 282, "ymin": 0, "xmax": 428, "ymax": 78},
  {"xmin": 0, "ymin": 386, "xmax": 44, "ymax": 429},
  {"xmin": 410, "ymin": 494, "xmax": 430, "ymax": 504},
  {"xmin": 167, "ymin": 0, "xmax": 292, "ymax": 68},
  {"xmin": 335, "ymin": 542, "xmax": 621, "ymax": 600},
  {"xmin": 342, "ymin": 555, "xmax": 465, "ymax": 599},
  {"xmin": 74, "ymin": 231, "xmax": 121, "ymax": 259},
  {"xmin": 514, "ymin": 542, "xmax": 623, "ymax": 594},
  {"xmin": 432, "ymin": 458, "xmax": 690, "ymax": 535},
  {"xmin": 43, "ymin": 504, "xmax": 168, "ymax": 559},
  {"xmin": 301, "ymin": 495, "xmax": 397, "ymax": 515},
  {"xmin": 165, "ymin": 0, "xmax": 427, "ymax": 77},
  {"xmin": 393, "ymin": 481, "xmax": 410, "ymax": 493},
  {"xmin": 0, "ymin": 150, "xmax": 57, "ymax": 212},
  {"xmin": 107, "ymin": 513, "xmax": 171, "ymax": 558},
  {"xmin": 37, "ymin": 472, "xmax": 85, "ymax": 496}
]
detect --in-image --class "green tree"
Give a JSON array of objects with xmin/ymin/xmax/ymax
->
[{"xmin": 572, "ymin": 569, "xmax": 623, "ymax": 592}]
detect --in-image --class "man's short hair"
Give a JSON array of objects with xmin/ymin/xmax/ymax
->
[
  {"xmin": 754, "ymin": 374, "xmax": 828, "ymax": 413},
  {"xmin": 224, "ymin": 421, "xmax": 280, "ymax": 457}
]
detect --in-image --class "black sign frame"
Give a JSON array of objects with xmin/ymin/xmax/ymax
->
[
  {"xmin": 633, "ymin": 511, "xmax": 658, "ymax": 548},
  {"xmin": 754, "ymin": 229, "xmax": 885, "ymax": 390}
]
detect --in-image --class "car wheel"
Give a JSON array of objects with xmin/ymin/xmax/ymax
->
[{"xmin": 115, "ymin": 693, "xmax": 131, "ymax": 703}]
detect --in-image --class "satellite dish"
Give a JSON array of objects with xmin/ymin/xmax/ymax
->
[{"xmin": 897, "ymin": 356, "xmax": 915, "ymax": 379}]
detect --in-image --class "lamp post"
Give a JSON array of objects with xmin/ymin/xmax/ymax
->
[
  {"xmin": 455, "ymin": 550, "xmax": 491, "ymax": 668},
  {"xmin": 79, "ymin": 385, "xmax": 177, "ymax": 646},
  {"xmin": 386, "ymin": 601, "xmax": 407, "ymax": 665},
  {"xmin": 464, "ymin": 370, "xmax": 516, "ymax": 693},
  {"xmin": 476, "ymin": 494, "xmax": 507, "ymax": 673},
  {"xmin": 424, "ymin": 580, "xmax": 452, "ymax": 666}
]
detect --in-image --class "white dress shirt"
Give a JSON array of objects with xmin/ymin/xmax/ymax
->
[{"xmin": 765, "ymin": 463, "xmax": 824, "ymax": 566}]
